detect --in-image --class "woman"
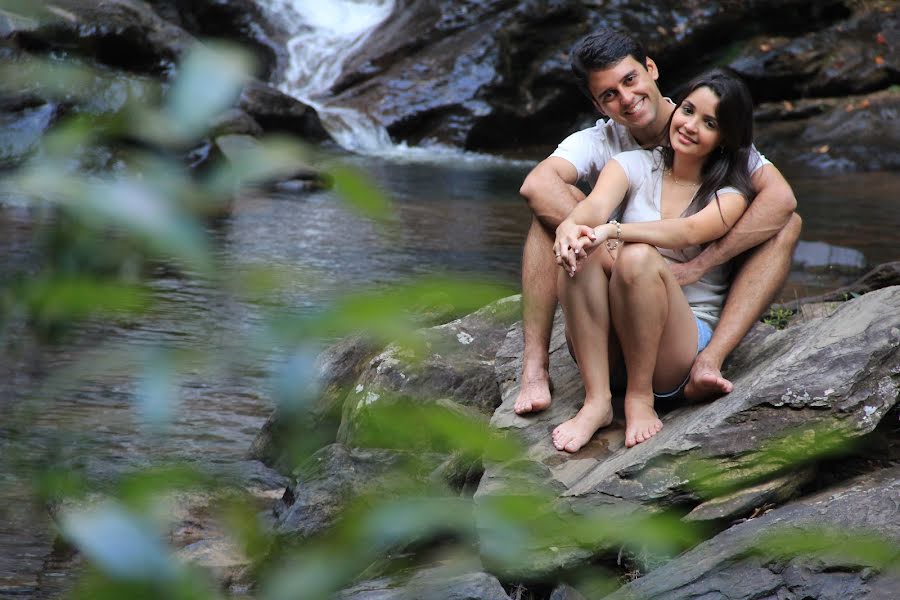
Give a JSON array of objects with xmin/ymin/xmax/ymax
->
[{"xmin": 551, "ymin": 69, "xmax": 759, "ymax": 452}]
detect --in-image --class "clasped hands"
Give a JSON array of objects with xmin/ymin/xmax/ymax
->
[{"xmin": 553, "ymin": 221, "xmax": 612, "ymax": 277}]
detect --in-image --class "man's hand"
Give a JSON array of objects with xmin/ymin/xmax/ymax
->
[{"xmin": 666, "ymin": 261, "xmax": 705, "ymax": 286}]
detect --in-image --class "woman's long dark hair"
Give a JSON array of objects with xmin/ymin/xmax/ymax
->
[{"xmin": 659, "ymin": 69, "xmax": 757, "ymax": 220}]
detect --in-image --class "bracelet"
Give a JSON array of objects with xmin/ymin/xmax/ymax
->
[{"xmin": 606, "ymin": 219, "xmax": 621, "ymax": 251}]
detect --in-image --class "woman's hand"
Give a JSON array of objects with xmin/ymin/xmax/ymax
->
[{"xmin": 554, "ymin": 220, "xmax": 596, "ymax": 275}]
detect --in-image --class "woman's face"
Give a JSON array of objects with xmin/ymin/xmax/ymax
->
[{"xmin": 669, "ymin": 86, "xmax": 722, "ymax": 159}]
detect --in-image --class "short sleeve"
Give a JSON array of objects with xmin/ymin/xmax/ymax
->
[
  {"xmin": 748, "ymin": 144, "xmax": 771, "ymax": 174},
  {"xmin": 550, "ymin": 129, "xmax": 595, "ymax": 182},
  {"xmin": 610, "ymin": 149, "xmax": 653, "ymax": 188}
]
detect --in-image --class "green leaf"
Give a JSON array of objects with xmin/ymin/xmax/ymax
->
[
  {"xmin": 164, "ymin": 43, "xmax": 256, "ymax": 141},
  {"xmin": 329, "ymin": 164, "xmax": 393, "ymax": 222}
]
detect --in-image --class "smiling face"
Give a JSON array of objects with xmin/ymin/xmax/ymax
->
[
  {"xmin": 586, "ymin": 56, "xmax": 667, "ymax": 139},
  {"xmin": 669, "ymin": 86, "xmax": 722, "ymax": 160}
]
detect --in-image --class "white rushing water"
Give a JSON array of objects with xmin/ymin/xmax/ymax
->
[{"xmin": 268, "ymin": 0, "xmax": 396, "ymax": 153}]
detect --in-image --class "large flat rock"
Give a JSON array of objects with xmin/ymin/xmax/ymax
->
[
  {"xmin": 604, "ymin": 466, "xmax": 900, "ymax": 600},
  {"xmin": 477, "ymin": 286, "xmax": 900, "ymax": 572}
]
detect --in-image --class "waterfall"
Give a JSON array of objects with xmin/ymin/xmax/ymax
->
[{"xmin": 267, "ymin": 0, "xmax": 396, "ymax": 154}]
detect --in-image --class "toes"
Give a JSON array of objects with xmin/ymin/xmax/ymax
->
[{"xmin": 564, "ymin": 440, "xmax": 580, "ymax": 453}]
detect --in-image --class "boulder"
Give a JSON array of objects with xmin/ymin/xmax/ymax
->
[
  {"xmin": 730, "ymin": 6, "xmax": 899, "ymax": 102},
  {"xmin": 146, "ymin": 0, "xmax": 289, "ymax": 82},
  {"xmin": 8, "ymin": 0, "xmax": 195, "ymax": 76},
  {"xmin": 274, "ymin": 443, "xmax": 445, "ymax": 542},
  {"xmin": 337, "ymin": 295, "xmax": 521, "ymax": 448},
  {"xmin": 336, "ymin": 566, "xmax": 512, "ymax": 600},
  {"xmin": 604, "ymin": 466, "xmax": 900, "ymax": 600},
  {"xmin": 238, "ymin": 80, "xmax": 330, "ymax": 142},
  {"xmin": 476, "ymin": 286, "xmax": 900, "ymax": 572},
  {"xmin": 249, "ymin": 335, "xmax": 382, "ymax": 474},
  {"xmin": 755, "ymin": 89, "xmax": 900, "ymax": 173}
]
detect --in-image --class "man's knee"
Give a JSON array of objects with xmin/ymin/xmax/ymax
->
[{"xmin": 780, "ymin": 212, "xmax": 802, "ymax": 247}]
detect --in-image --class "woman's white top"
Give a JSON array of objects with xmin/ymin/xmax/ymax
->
[{"xmin": 611, "ymin": 149, "xmax": 744, "ymax": 327}]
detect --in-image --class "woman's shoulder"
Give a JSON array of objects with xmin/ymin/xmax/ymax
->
[{"xmin": 611, "ymin": 148, "xmax": 659, "ymax": 174}]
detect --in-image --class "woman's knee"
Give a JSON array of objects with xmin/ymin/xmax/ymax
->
[{"xmin": 613, "ymin": 243, "xmax": 663, "ymax": 285}]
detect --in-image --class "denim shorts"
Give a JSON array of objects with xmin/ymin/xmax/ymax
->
[{"xmin": 653, "ymin": 315, "xmax": 714, "ymax": 400}]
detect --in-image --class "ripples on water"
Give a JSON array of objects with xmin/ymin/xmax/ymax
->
[{"xmin": 1, "ymin": 157, "xmax": 898, "ymax": 595}]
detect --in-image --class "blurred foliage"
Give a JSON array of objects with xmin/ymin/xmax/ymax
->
[{"xmin": 0, "ymin": 4, "xmax": 897, "ymax": 600}]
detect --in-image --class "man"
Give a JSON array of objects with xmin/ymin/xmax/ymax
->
[{"xmin": 513, "ymin": 30, "xmax": 801, "ymax": 433}]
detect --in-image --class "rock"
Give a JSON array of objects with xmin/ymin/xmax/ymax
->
[
  {"xmin": 336, "ymin": 566, "xmax": 512, "ymax": 600},
  {"xmin": 604, "ymin": 466, "xmax": 900, "ymax": 600},
  {"xmin": 477, "ymin": 287, "xmax": 900, "ymax": 573},
  {"xmin": 208, "ymin": 108, "xmax": 262, "ymax": 138},
  {"xmin": 336, "ymin": 295, "xmax": 522, "ymax": 448},
  {"xmin": 792, "ymin": 240, "xmax": 867, "ymax": 273},
  {"xmin": 146, "ymin": 0, "xmax": 289, "ymax": 82},
  {"xmin": 9, "ymin": 0, "xmax": 195, "ymax": 76},
  {"xmin": 274, "ymin": 443, "xmax": 445, "ymax": 541},
  {"xmin": 730, "ymin": 6, "xmax": 899, "ymax": 101},
  {"xmin": 0, "ymin": 102, "xmax": 56, "ymax": 167},
  {"xmin": 249, "ymin": 335, "xmax": 383, "ymax": 474},
  {"xmin": 328, "ymin": 0, "xmax": 850, "ymax": 151},
  {"xmin": 755, "ymin": 89, "xmax": 900, "ymax": 173},
  {"xmin": 774, "ymin": 261, "xmax": 900, "ymax": 309},
  {"xmin": 238, "ymin": 79, "xmax": 330, "ymax": 141}
]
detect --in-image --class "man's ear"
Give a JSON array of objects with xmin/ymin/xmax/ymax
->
[
  {"xmin": 591, "ymin": 98, "xmax": 607, "ymax": 117},
  {"xmin": 645, "ymin": 57, "xmax": 660, "ymax": 82}
]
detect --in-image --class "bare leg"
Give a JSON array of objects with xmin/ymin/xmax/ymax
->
[
  {"xmin": 610, "ymin": 244, "xmax": 698, "ymax": 448},
  {"xmin": 514, "ymin": 187, "xmax": 584, "ymax": 415},
  {"xmin": 552, "ymin": 253, "xmax": 615, "ymax": 452},
  {"xmin": 685, "ymin": 213, "xmax": 802, "ymax": 400}
]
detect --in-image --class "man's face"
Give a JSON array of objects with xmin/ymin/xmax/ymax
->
[{"xmin": 586, "ymin": 56, "xmax": 663, "ymax": 132}]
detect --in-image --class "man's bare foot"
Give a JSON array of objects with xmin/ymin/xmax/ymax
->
[
  {"xmin": 514, "ymin": 377, "xmax": 552, "ymax": 415},
  {"xmin": 683, "ymin": 355, "xmax": 733, "ymax": 401},
  {"xmin": 551, "ymin": 400, "xmax": 613, "ymax": 453},
  {"xmin": 624, "ymin": 394, "xmax": 663, "ymax": 448}
]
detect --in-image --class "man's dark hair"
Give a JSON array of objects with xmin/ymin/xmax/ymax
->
[{"xmin": 570, "ymin": 29, "xmax": 648, "ymax": 101}]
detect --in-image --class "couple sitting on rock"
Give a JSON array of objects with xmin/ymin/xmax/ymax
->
[{"xmin": 514, "ymin": 30, "xmax": 801, "ymax": 451}]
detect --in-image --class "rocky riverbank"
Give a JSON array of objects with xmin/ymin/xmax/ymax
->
[{"xmin": 253, "ymin": 264, "xmax": 900, "ymax": 598}]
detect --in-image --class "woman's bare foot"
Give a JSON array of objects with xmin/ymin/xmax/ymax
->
[
  {"xmin": 683, "ymin": 354, "xmax": 733, "ymax": 401},
  {"xmin": 624, "ymin": 394, "xmax": 663, "ymax": 448},
  {"xmin": 514, "ymin": 377, "xmax": 552, "ymax": 414},
  {"xmin": 551, "ymin": 400, "xmax": 613, "ymax": 453}
]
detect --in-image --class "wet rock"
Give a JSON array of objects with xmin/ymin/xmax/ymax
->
[
  {"xmin": 274, "ymin": 443, "xmax": 445, "ymax": 541},
  {"xmin": 730, "ymin": 6, "xmax": 899, "ymax": 101},
  {"xmin": 477, "ymin": 286, "xmax": 900, "ymax": 573},
  {"xmin": 755, "ymin": 89, "xmax": 900, "ymax": 173},
  {"xmin": 238, "ymin": 79, "xmax": 330, "ymax": 141},
  {"xmin": 0, "ymin": 102, "xmax": 56, "ymax": 167},
  {"xmin": 146, "ymin": 0, "xmax": 289, "ymax": 82},
  {"xmin": 336, "ymin": 566, "xmax": 512, "ymax": 600},
  {"xmin": 336, "ymin": 295, "xmax": 521, "ymax": 448},
  {"xmin": 604, "ymin": 466, "xmax": 900, "ymax": 600},
  {"xmin": 249, "ymin": 335, "xmax": 383, "ymax": 474},
  {"xmin": 792, "ymin": 240, "xmax": 867, "ymax": 273},
  {"xmin": 8, "ymin": 0, "xmax": 194, "ymax": 76},
  {"xmin": 329, "ymin": 0, "xmax": 850, "ymax": 151}
]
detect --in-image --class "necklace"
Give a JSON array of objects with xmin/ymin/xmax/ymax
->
[{"xmin": 667, "ymin": 169, "xmax": 700, "ymax": 188}]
